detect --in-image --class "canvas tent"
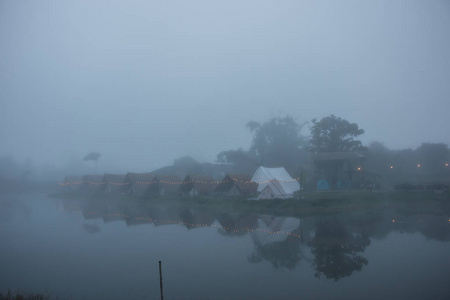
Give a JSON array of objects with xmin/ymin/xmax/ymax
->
[
  {"xmin": 214, "ymin": 174, "xmax": 258, "ymax": 197},
  {"xmin": 81, "ymin": 174, "xmax": 103, "ymax": 194},
  {"xmin": 179, "ymin": 175, "xmax": 218, "ymax": 197},
  {"xmin": 123, "ymin": 172, "xmax": 155, "ymax": 196},
  {"xmin": 101, "ymin": 173, "xmax": 126, "ymax": 193},
  {"xmin": 251, "ymin": 166, "xmax": 300, "ymax": 199},
  {"xmin": 60, "ymin": 175, "xmax": 83, "ymax": 193},
  {"xmin": 151, "ymin": 174, "xmax": 182, "ymax": 197}
]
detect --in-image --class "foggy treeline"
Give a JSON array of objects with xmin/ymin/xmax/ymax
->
[
  {"xmin": 1, "ymin": 115, "xmax": 449, "ymax": 191},
  {"xmin": 215, "ymin": 115, "xmax": 450, "ymax": 188}
]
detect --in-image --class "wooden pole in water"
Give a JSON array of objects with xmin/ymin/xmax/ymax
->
[{"xmin": 159, "ymin": 261, "xmax": 164, "ymax": 300}]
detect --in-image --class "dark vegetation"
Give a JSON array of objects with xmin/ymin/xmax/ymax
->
[
  {"xmin": 0, "ymin": 290, "xmax": 50, "ymax": 300},
  {"xmin": 54, "ymin": 187, "xmax": 450, "ymax": 218},
  {"xmin": 216, "ymin": 115, "xmax": 450, "ymax": 189}
]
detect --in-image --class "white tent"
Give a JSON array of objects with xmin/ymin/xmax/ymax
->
[
  {"xmin": 251, "ymin": 166, "xmax": 300, "ymax": 199},
  {"xmin": 253, "ymin": 215, "xmax": 301, "ymax": 244}
]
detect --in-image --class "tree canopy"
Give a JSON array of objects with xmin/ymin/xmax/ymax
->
[
  {"xmin": 83, "ymin": 152, "xmax": 101, "ymax": 161},
  {"xmin": 247, "ymin": 116, "xmax": 307, "ymax": 167},
  {"xmin": 308, "ymin": 115, "xmax": 365, "ymax": 153},
  {"xmin": 216, "ymin": 116, "xmax": 309, "ymax": 174}
]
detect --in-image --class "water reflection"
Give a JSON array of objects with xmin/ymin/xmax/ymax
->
[
  {"xmin": 57, "ymin": 196, "xmax": 450, "ymax": 283},
  {"xmin": 82, "ymin": 223, "xmax": 100, "ymax": 234},
  {"xmin": 309, "ymin": 216, "xmax": 370, "ymax": 280},
  {"xmin": 3, "ymin": 194, "xmax": 450, "ymax": 299},
  {"xmin": 248, "ymin": 216, "xmax": 303, "ymax": 270}
]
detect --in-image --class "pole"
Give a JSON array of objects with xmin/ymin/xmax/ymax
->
[{"xmin": 159, "ymin": 261, "xmax": 164, "ymax": 300}]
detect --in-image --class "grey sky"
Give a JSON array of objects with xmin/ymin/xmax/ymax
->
[{"xmin": 1, "ymin": 0, "xmax": 449, "ymax": 175}]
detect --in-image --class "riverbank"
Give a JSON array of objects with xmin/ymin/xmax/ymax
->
[{"xmin": 53, "ymin": 189, "xmax": 450, "ymax": 218}]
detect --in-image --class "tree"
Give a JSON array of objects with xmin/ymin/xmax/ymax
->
[
  {"xmin": 216, "ymin": 148, "xmax": 250, "ymax": 165},
  {"xmin": 216, "ymin": 148, "xmax": 256, "ymax": 174},
  {"xmin": 246, "ymin": 116, "xmax": 308, "ymax": 172},
  {"xmin": 365, "ymin": 141, "xmax": 392, "ymax": 179},
  {"xmin": 173, "ymin": 156, "xmax": 199, "ymax": 168},
  {"xmin": 310, "ymin": 217, "xmax": 370, "ymax": 281},
  {"xmin": 83, "ymin": 152, "xmax": 101, "ymax": 174},
  {"xmin": 308, "ymin": 115, "xmax": 365, "ymax": 153},
  {"xmin": 172, "ymin": 156, "xmax": 203, "ymax": 175},
  {"xmin": 416, "ymin": 143, "xmax": 449, "ymax": 177}
]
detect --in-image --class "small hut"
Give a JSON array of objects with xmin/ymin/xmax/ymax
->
[
  {"xmin": 101, "ymin": 173, "xmax": 126, "ymax": 193},
  {"xmin": 60, "ymin": 175, "xmax": 83, "ymax": 193},
  {"xmin": 313, "ymin": 152, "xmax": 367, "ymax": 190},
  {"xmin": 82, "ymin": 174, "xmax": 103, "ymax": 194},
  {"xmin": 214, "ymin": 174, "xmax": 258, "ymax": 197},
  {"xmin": 179, "ymin": 175, "xmax": 218, "ymax": 197},
  {"xmin": 178, "ymin": 208, "xmax": 216, "ymax": 230},
  {"xmin": 150, "ymin": 175, "xmax": 182, "ymax": 197},
  {"xmin": 123, "ymin": 172, "xmax": 155, "ymax": 196}
]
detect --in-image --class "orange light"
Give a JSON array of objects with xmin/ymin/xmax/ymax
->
[
  {"xmin": 390, "ymin": 165, "xmax": 394, "ymax": 169},
  {"xmin": 357, "ymin": 167, "xmax": 361, "ymax": 171},
  {"xmin": 446, "ymin": 163, "xmax": 449, "ymax": 167}
]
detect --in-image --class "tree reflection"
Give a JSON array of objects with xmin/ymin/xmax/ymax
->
[
  {"xmin": 249, "ymin": 231, "xmax": 302, "ymax": 270},
  {"xmin": 248, "ymin": 216, "xmax": 304, "ymax": 270},
  {"xmin": 310, "ymin": 217, "xmax": 370, "ymax": 281}
]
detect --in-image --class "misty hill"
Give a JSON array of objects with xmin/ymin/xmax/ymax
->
[{"xmin": 150, "ymin": 156, "xmax": 258, "ymax": 180}]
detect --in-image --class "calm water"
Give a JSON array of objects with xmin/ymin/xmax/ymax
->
[{"xmin": 1, "ymin": 193, "xmax": 450, "ymax": 300}]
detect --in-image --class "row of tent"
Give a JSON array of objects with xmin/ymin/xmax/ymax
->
[{"xmin": 59, "ymin": 166, "xmax": 301, "ymax": 200}]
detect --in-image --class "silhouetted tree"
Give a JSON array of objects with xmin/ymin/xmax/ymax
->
[
  {"xmin": 83, "ymin": 152, "xmax": 101, "ymax": 174},
  {"xmin": 309, "ymin": 217, "xmax": 370, "ymax": 281},
  {"xmin": 246, "ymin": 116, "xmax": 308, "ymax": 172},
  {"xmin": 216, "ymin": 148, "xmax": 252, "ymax": 165},
  {"xmin": 173, "ymin": 156, "xmax": 198, "ymax": 168},
  {"xmin": 216, "ymin": 116, "xmax": 309, "ymax": 174},
  {"xmin": 308, "ymin": 115, "xmax": 365, "ymax": 153},
  {"xmin": 365, "ymin": 141, "xmax": 393, "ymax": 183},
  {"xmin": 216, "ymin": 148, "xmax": 256, "ymax": 174},
  {"xmin": 172, "ymin": 156, "xmax": 203, "ymax": 175},
  {"xmin": 416, "ymin": 143, "xmax": 449, "ymax": 176}
]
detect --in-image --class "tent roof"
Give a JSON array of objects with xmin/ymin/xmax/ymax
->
[
  {"xmin": 215, "ymin": 174, "xmax": 258, "ymax": 195},
  {"xmin": 252, "ymin": 167, "xmax": 296, "ymax": 183},
  {"xmin": 179, "ymin": 175, "xmax": 218, "ymax": 194},
  {"xmin": 124, "ymin": 172, "xmax": 155, "ymax": 183},
  {"xmin": 154, "ymin": 174, "xmax": 182, "ymax": 194},
  {"xmin": 102, "ymin": 173, "xmax": 126, "ymax": 183},
  {"xmin": 251, "ymin": 166, "xmax": 300, "ymax": 194},
  {"xmin": 83, "ymin": 174, "xmax": 103, "ymax": 182}
]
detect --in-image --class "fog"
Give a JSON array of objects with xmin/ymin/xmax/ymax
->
[{"xmin": 1, "ymin": 0, "xmax": 450, "ymax": 177}]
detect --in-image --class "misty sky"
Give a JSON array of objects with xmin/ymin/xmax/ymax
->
[{"xmin": 1, "ymin": 0, "xmax": 449, "ymax": 175}]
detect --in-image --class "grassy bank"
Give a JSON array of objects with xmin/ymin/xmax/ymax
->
[{"xmin": 53, "ymin": 189, "xmax": 450, "ymax": 218}]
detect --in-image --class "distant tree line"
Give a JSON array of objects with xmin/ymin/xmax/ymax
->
[
  {"xmin": 216, "ymin": 114, "xmax": 450, "ymax": 186},
  {"xmin": 365, "ymin": 141, "xmax": 450, "ymax": 184}
]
